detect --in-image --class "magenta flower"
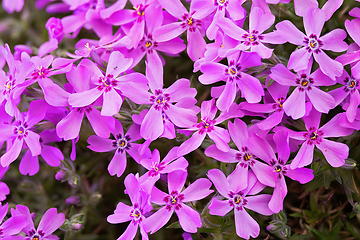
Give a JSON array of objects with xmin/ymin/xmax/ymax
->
[
  {"xmin": 101, "ymin": 0, "xmax": 159, "ymax": 48},
  {"xmin": 275, "ymin": 8, "xmax": 347, "ymax": 79},
  {"xmin": 108, "ymin": 173, "xmax": 152, "ymax": 240},
  {"xmin": 11, "ymin": 205, "xmax": 65, "ymax": 240},
  {"xmin": 122, "ymin": 61, "xmax": 198, "ymax": 141},
  {"xmin": 279, "ymin": 108, "xmax": 353, "ymax": 169},
  {"xmin": 205, "ymin": 118, "xmax": 278, "ymax": 189},
  {"xmin": 267, "ymin": 130, "xmax": 314, "ymax": 213},
  {"xmin": 143, "ymin": 170, "xmax": 213, "ymax": 233},
  {"xmin": 87, "ymin": 120, "xmax": 151, "ymax": 177},
  {"xmin": 199, "ymin": 51, "xmax": 264, "ymax": 111},
  {"xmin": 19, "ymin": 129, "xmax": 63, "ymax": 176},
  {"xmin": 2, "ymin": 0, "xmax": 24, "ymax": 13},
  {"xmin": 270, "ymin": 63, "xmax": 335, "ymax": 119},
  {"xmin": 191, "ymin": 0, "xmax": 246, "ymax": 40},
  {"xmin": 329, "ymin": 68, "xmax": 360, "ymax": 123},
  {"xmin": 0, "ymin": 100, "xmax": 47, "ymax": 167},
  {"xmin": 216, "ymin": 7, "xmax": 281, "ymax": 58},
  {"xmin": 177, "ymin": 99, "xmax": 233, "ymax": 156},
  {"xmin": 45, "ymin": 17, "xmax": 65, "ymax": 42},
  {"xmin": 153, "ymin": 0, "xmax": 207, "ymax": 60},
  {"xmin": 207, "ymin": 168, "xmax": 273, "ymax": 240},
  {"xmin": 0, "ymin": 166, "xmax": 9, "ymax": 201},
  {"xmin": 0, "ymin": 44, "xmax": 35, "ymax": 116},
  {"xmin": 0, "ymin": 203, "xmax": 28, "ymax": 238},
  {"xmin": 140, "ymin": 147, "xmax": 189, "ymax": 193},
  {"xmin": 68, "ymin": 51, "xmax": 148, "ymax": 116},
  {"xmin": 56, "ymin": 60, "xmax": 115, "ymax": 140},
  {"xmin": 240, "ymin": 82, "xmax": 289, "ymax": 130}
]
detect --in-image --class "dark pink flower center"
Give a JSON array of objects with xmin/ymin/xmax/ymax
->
[
  {"xmin": 304, "ymin": 34, "xmax": 323, "ymax": 53},
  {"xmin": 97, "ymin": 74, "xmax": 117, "ymax": 92},
  {"xmin": 225, "ymin": 61, "xmax": 241, "ymax": 80},
  {"xmin": 112, "ymin": 134, "xmax": 131, "ymax": 153},
  {"xmin": 14, "ymin": 122, "xmax": 29, "ymax": 139},
  {"xmin": 236, "ymin": 147, "xmax": 256, "ymax": 168},
  {"xmin": 32, "ymin": 66, "xmax": 49, "ymax": 80},
  {"xmin": 164, "ymin": 190, "xmax": 184, "ymax": 211},
  {"xmin": 214, "ymin": 0, "xmax": 228, "ymax": 10},
  {"xmin": 3, "ymin": 75, "xmax": 15, "ymax": 96},
  {"xmin": 272, "ymin": 97, "xmax": 285, "ymax": 112},
  {"xmin": 133, "ymin": 4, "xmax": 147, "ymax": 22},
  {"xmin": 242, "ymin": 30, "xmax": 264, "ymax": 46},
  {"xmin": 181, "ymin": 13, "xmax": 202, "ymax": 32},
  {"xmin": 148, "ymin": 162, "xmax": 165, "ymax": 177},
  {"xmin": 296, "ymin": 74, "xmax": 314, "ymax": 92},
  {"xmin": 228, "ymin": 191, "xmax": 247, "ymax": 211},
  {"xmin": 344, "ymin": 77, "xmax": 359, "ymax": 93},
  {"xmin": 196, "ymin": 118, "xmax": 215, "ymax": 134},
  {"xmin": 140, "ymin": 34, "xmax": 158, "ymax": 54},
  {"xmin": 130, "ymin": 204, "xmax": 144, "ymax": 223},
  {"xmin": 304, "ymin": 127, "xmax": 323, "ymax": 145},
  {"xmin": 150, "ymin": 89, "xmax": 170, "ymax": 111}
]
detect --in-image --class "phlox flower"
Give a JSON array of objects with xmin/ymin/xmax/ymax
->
[
  {"xmin": 240, "ymin": 82, "xmax": 289, "ymax": 130},
  {"xmin": 0, "ymin": 100, "xmax": 47, "ymax": 167},
  {"xmin": 190, "ymin": 0, "xmax": 247, "ymax": 40},
  {"xmin": 122, "ymin": 61, "xmax": 198, "ymax": 141},
  {"xmin": 177, "ymin": 99, "xmax": 244, "ymax": 156},
  {"xmin": 0, "ymin": 203, "xmax": 28, "ymax": 238},
  {"xmin": 56, "ymin": 60, "xmax": 115, "ymax": 140},
  {"xmin": 87, "ymin": 120, "xmax": 151, "ymax": 177},
  {"xmin": 275, "ymin": 8, "xmax": 347, "ymax": 79},
  {"xmin": 205, "ymin": 118, "xmax": 278, "ymax": 190},
  {"xmin": 329, "ymin": 68, "xmax": 360, "ymax": 123},
  {"xmin": 216, "ymin": 7, "xmax": 283, "ymax": 58},
  {"xmin": 270, "ymin": 63, "xmax": 336, "ymax": 119},
  {"xmin": 19, "ymin": 129, "xmax": 63, "ymax": 176},
  {"xmin": 140, "ymin": 147, "xmax": 189, "ymax": 193},
  {"xmin": 153, "ymin": 0, "xmax": 207, "ymax": 60},
  {"xmin": 143, "ymin": 170, "xmax": 213, "ymax": 233},
  {"xmin": 108, "ymin": 173, "xmax": 152, "ymax": 240},
  {"xmin": 199, "ymin": 51, "xmax": 263, "ymax": 111},
  {"xmin": 207, "ymin": 168, "xmax": 273, "ymax": 240},
  {"xmin": 265, "ymin": 130, "xmax": 314, "ymax": 213},
  {"xmin": 11, "ymin": 205, "xmax": 65, "ymax": 240},
  {"xmin": 277, "ymin": 108, "xmax": 353, "ymax": 169},
  {"xmin": 0, "ymin": 44, "xmax": 35, "ymax": 116},
  {"xmin": 68, "ymin": 51, "xmax": 148, "ymax": 117}
]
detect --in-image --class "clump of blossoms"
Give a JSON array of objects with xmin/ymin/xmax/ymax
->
[{"xmin": 0, "ymin": 0, "xmax": 360, "ymax": 239}]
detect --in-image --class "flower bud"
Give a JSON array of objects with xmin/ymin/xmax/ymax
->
[
  {"xmin": 342, "ymin": 159, "xmax": 357, "ymax": 170},
  {"xmin": 69, "ymin": 175, "xmax": 80, "ymax": 188},
  {"xmin": 45, "ymin": 17, "xmax": 64, "ymax": 42},
  {"xmin": 66, "ymin": 196, "xmax": 80, "ymax": 205},
  {"xmin": 55, "ymin": 171, "xmax": 67, "ymax": 181},
  {"xmin": 353, "ymin": 202, "xmax": 360, "ymax": 213},
  {"xmin": 72, "ymin": 222, "xmax": 82, "ymax": 230},
  {"xmin": 267, "ymin": 220, "xmax": 284, "ymax": 232}
]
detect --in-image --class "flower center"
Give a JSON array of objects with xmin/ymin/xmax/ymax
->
[
  {"xmin": 3, "ymin": 75, "xmax": 15, "ymax": 95},
  {"xmin": 225, "ymin": 62, "xmax": 241, "ymax": 80},
  {"xmin": 345, "ymin": 77, "xmax": 358, "ymax": 92},
  {"xmin": 243, "ymin": 153, "xmax": 252, "ymax": 161},
  {"xmin": 181, "ymin": 13, "xmax": 201, "ymax": 32},
  {"xmin": 296, "ymin": 74, "xmax": 313, "ymax": 91},
  {"xmin": 32, "ymin": 236, "xmax": 40, "ymax": 240},
  {"xmin": 134, "ymin": 4, "xmax": 145, "ymax": 16},
  {"xmin": 305, "ymin": 127, "xmax": 323, "ymax": 145},
  {"xmin": 274, "ymin": 165, "xmax": 282, "ymax": 173},
  {"xmin": 164, "ymin": 191, "xmax": 184, "ymax": 211},
  {"xmin": 215, "ymin": 0, "xmax": 228, "ymax": 9},
  {"xmin": 15, "ymin": 122, "xmax": 29, "ymax": 139},
  {"xmin": 97, "ymin": 74, "xmax": 117, "ymax": 92},
  {"xmin": 242, "ymin": 30, "xmax": 263, "ymax": 46},
  {"xmin": 304, "ymin": 34, "xmax": 323, "ymax": 53},
  {"xmin": 113, "ymin": 134, "xmax": 131, "ymax": 153},
  {"xmin": 150, "ymin": 90, "xmax": 170, "ymax": 111},
  {"xmin": 228, "ymin": 191, "xmax": 248, "ymax": 211},
  {"xmin": 197, "ymin": 118, "xmax": 215, "ymax": 134},
  {"xmin": 145, "ymin": 41, "xmax": 152, "ymax": 48}
]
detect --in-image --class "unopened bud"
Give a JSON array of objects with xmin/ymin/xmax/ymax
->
[
  {"xmin": 72, "ymin": 222, "xmax": 82, "ymax": 230},
  {"xmin": 353, "ymin": 202, "xmax": 360, "ymax": 213},
  {"xmin": 342, "ymin": 159, "xmax": 357, "ymax": 170},
  {"xmin": 66, "ymin": 196, "xmax": 80, "ymax": 205},
  {"xmin": 267, "ymin": 221, "xmax": 284, "ymax": 232},
  {"xmin": 55, "ymin": 171, "xmax": 67, "ymax": 181}
]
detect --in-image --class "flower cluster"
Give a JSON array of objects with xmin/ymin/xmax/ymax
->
[{"xmin": 0, "ymin": 0, "xmax": 360, "ymax": 239}]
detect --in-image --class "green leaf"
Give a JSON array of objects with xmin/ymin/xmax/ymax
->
[
  {"xmin": 166, "ymin": 221, "xmax": 181, "ymax": 229},
  {"xmin": 197, "ymin": 227, "xmax": 217, "ymax": 233}
]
